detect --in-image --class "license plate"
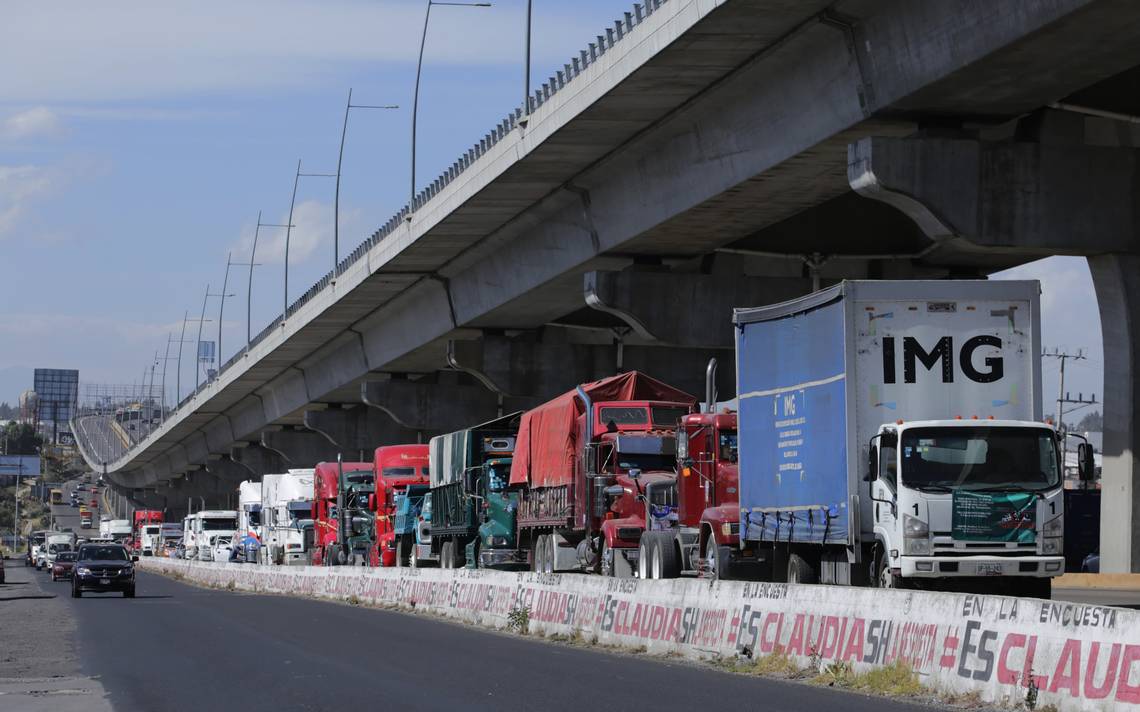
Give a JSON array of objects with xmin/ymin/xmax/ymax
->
[
  {"xmin": 100, "ymin": 578, "xmax": 110, "ymax": 585},
  {"xmin": 977, "ymin": 563, "xmax": 1003, "ymax": 576}
]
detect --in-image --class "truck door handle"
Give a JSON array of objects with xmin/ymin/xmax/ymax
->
[{"xmin": 875, "ymin": 503, "xmax": 880, "ymax": 522}]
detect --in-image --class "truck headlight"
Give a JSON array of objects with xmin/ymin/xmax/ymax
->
[
  {"xmin": 1042, "ymin": 538, "xmax": 1062, "ymax": 555},
  {"xmin": 903, "ymin": 514, "xmax": 931, "ymax": 555},
  {"xmin": 1043, "ymin": 516, "xmax": 1063, "ymax": 538},
  {"xmin": 903, "ymin": 514, "xmax": 928, "ymax": 538}
]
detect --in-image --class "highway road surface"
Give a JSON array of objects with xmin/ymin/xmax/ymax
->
[{"xmin": 55, "ymin": 571, "xmax": 942, "ymax": 712}]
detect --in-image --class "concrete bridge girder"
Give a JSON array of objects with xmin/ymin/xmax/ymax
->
[
  {"xmin": 303, "ymin": 405, "xmax": 420, "ymax": 461},
  {"xmin": 448, "ymin": 334, "xmax": 732, "ymax": 405},
  {"xmin": 261, "ymin": 428, "xmax": 341, "ymax": 467},
  {"xmin": 360, "ymin": 377, "xmax": 537, "ymax": 436},
  {"xmin": 850, "ymin": 132, "xmax": 1140, "ymax": 573},
  {"xmin": 584, "ymin": 270, "xmax": 814, "ymax": 348},
  {"xmin": 848, "ymin": 135, "xmax": 1140, "ymax": 254},
  {"xmin": 230, "ymin": 442, "xmax": 287, "ymax": 479}
]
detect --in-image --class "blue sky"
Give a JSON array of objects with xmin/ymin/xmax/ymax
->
[{"xmin": 0, "ymin": 0, "xmax": 1104, "ymax": 422}]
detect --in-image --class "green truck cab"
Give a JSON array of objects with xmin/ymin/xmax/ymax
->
[{"xmin": 423, "ymin": 413, "xmax": 526, "ymax": 569}]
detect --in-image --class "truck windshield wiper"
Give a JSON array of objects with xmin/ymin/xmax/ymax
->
[{"xmin": 909, "ymin": 484, "xmax": 955, "ymax": 493}]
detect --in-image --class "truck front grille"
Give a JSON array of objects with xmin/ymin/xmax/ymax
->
[{"xmin": 931, "ymin": 534, "xmax": 1035, "ymax": 557}]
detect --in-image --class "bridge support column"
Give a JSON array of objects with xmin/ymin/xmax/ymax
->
[
  {"xmin": 1089, "ymin": 254, "xmax": 1140, "ymax": 573},
  {"xmin": 303, "ymin": 405, "xmax": 420, "ymax": 461},
  {"xmin": 261, "ymin": 427, "xmax": 341, "ymax": 467}
]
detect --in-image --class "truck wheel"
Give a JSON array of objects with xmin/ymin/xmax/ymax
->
[
  {"xmin": 652, "ymin": 536, "xmax": 680, "ymax": 579},
  {"xmin": 542, "ymin": 535, "xmax": 555, "ymax": 574},
  {"xmin": 441, "ymin": 541, "xmax": 453, "ymax": 569},
  {"xmin": 395, "ymin": 538, "xmax": 404, "ymax": 569},
  {"xmin": 453, "ymin": 539, "xmax": 466, "ymax": 568},
  {"xmin": 706, "ymin": 536, "xmax": 731, "ymax": 582},
  {"xmin": 871, "ymin": 546, "xmax": 898, "ymax": 589},
  {"xmin": 638, "ymin": 536, "xmax": 655, "ymax": 579},
  {"xmin": 787, "ymin": 553, "xmax": 817, "ymax": 585},
  {"xmin": 410, "ymin": 544, "xmax": 421, "ymax": 569}
]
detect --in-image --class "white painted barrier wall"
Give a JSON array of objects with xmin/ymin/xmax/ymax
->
[{"xmin": 141, "ymin": 558, "xmax": 1140, "ymax": 711}]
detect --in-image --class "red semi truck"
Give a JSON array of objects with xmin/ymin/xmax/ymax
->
[
  {"xmin": 510, "ymin": 371, "xmax": 694, "ymax": 576},
  {"xmin": 370, "ymin": 444, "xmax": 430, "ymax": 567},
  {"xmin": 130, "ymin": 510, "xmax": 164, "ymax": 553},
  {"xmin": 639, "ymin": 360, "xmax": 760, "ymax": 580},
  {"xmin": 309, "ymin": 460, "xmax": 373, "ymax": 566}
]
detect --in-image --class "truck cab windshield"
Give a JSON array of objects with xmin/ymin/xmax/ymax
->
[
  {"xmin": 616, "ymin": 453, "xmax": 675, "ymax": 472},
  {"xmin": 900, "ymin": 427, "xmax": 1060, "ymax": 491}
]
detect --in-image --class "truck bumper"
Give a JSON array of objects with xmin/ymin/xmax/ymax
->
[
  {"xmin": 479, "ymin": 548, "xmax": 528, "ymax": 568},
  {"xmin": 899, "ymin": 555, "xmax": 1064, "ymax": 578}
]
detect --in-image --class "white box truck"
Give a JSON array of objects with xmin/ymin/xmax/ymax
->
[
  {"xmin": 193, "ymin": 510, "xmax": 238, "ymax": 562},
  {"xmin": 734, "ymin": 280, "xmax": 1086, "ymax": 598},
  {"xmin": 260, "ymin": 470, "xmax": 314, "ymax": 566}
]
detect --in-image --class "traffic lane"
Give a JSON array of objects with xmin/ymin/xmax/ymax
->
[
  {"xmin": 1053, "ymin": 587, "xmax": 1140, "ymax": 609},
  {"xmin": 70, "ymin": 572, "xmax": 937, "ymax": 712},
  {"xmin": 0, "ymin": 558, "xmax": 115, "ymax": 711}
]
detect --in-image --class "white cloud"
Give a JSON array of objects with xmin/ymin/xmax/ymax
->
[
  {"xmin": 0, "ymin": 165, "xmax": 54, "ymax": 237},
  {"xmin": 0, "ymin": 1, "xmax": 604, "ymax": 103},
  {"xmin": 230, "ymin": 199, "xmax": 358, "ymax": 265},
  {"xmin": 1, "ymin": 107, "xmax": 64, "ymax": 140}
]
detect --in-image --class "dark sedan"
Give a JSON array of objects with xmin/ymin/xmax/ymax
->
[
  {"xmin": 51, "ymin": 551, "xmax": 78, "ymax": 581},
  {"xmin": 72, "ymin": 544, "xmax": 137, "ymax": 598}
]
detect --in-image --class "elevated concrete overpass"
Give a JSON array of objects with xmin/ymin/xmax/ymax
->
[{"xmin": 80, "ymin": 0, "xmax": 1140, "ymax": 571}]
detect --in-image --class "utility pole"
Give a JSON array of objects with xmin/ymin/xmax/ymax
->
[{"xmin": 1043, "ymin": 348, "xmax": 1096, "ymax": 472}]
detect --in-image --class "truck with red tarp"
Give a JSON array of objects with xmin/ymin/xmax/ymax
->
[
  {"xmin": 370, "ymin": 444, "xmax": 430, "ymax": 567},
  {"xmin": 309, "ymin": 459, "xmax": 374, "ymax": 566},
  {"xmin": 510, "ymin": 371, "xmax": 694, "ymax": 575}
]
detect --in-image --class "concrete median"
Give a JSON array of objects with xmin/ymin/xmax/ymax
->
[{"xmin": 141, "ymin": 558, "xmax": 1140, "ymax": 711}]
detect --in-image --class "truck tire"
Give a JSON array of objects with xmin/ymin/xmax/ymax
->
[
  {"xmin": 787, "ymin": 553, "xmax": 817, "ymax": 584},
  {"xmin": 530, "ymin": 536, "xmax": 543, "ymax": 573},
  {"xmin": 411, "ymin": 544, "xmax": 422, "ymax": 569},
  {"xmin": 706, "ymin": 536, "xmax": 731, "ymax": 582},
  {"xmin": 638, "ymin": 536, "xmax": 655, "ymax": 579},
  {"xmin": 395, "ymin": 538, "xmax": 404, "ymax": 569},
  {"xmin": 441, "ymin": 541, "xmax": 454, "ymax": 569},
  {"xmin": 652, "ymin": 535, "xmax": 680, "ymax": 579}
]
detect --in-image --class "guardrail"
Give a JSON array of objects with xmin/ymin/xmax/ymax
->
[{"xmin": 142, "ymin": 558, "xmax": 1140, "ymax": 711}]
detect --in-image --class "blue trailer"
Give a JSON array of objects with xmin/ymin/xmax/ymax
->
[{"xmin": 734, "ymin": 280, "xmax": 1073, "ymax": 596}]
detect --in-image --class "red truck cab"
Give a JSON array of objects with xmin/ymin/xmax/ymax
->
[
  {"xmin": 130, "ymin": 510, "xmax": 164, "ymax": 552},
  {"xmin": 309, "ymin": 461, "xmax": 371, "ymax": 566},
  {"xmin": 370, "ymin": 445, "xmax": 430, "ymax": 567}
]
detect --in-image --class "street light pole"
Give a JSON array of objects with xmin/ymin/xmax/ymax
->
[
  {"xmin": 177, "ymin": 311, "xmax": 189, "ymax": 405},
  {"xmin": 196, "ymin": 284, "xmax": 210, "ymax": 391},
  {"xmin": 335, "ymin": 88, "xmax": 398, "ymax": 273},
  {"xmin": 217, "ymin": 253, "xmax": 238, "ymax": 372},
  {"xmin": 282, "ymin": 161, "xmax": 335, "ymax": 321},
  {"xmin": 523, "ymin": 0, "xmax": 532, "ymax": 125},
  {"xmin": 409, "ymin": 1, "xmax": 492, "ymax": 219}
]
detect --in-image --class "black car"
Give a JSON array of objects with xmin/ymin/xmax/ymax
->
[{"xmin": 72, "ymin": 543, "xmax": 137, "ymax": 598}]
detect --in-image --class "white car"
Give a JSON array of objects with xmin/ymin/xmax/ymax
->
[{"xmin": 203, "ymin": 535, "xmax": 234, "ymax": 562}]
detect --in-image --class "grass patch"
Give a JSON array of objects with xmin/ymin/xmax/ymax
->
[
  {"xmin": 347, "ymin": 594, "xmax": 362, "ymax": 606},
  {"xmin": 506, "ymin": 604, "xmax": 531, "ymax": 634},
  {"xmin": 810, "ymin": 660, "xmax": 923, "ymax": 697},
  {"xmin": 752, "ymin": 650, "xmax": 803, "ymax": 678}
]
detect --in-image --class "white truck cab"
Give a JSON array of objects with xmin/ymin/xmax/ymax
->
[{"xmin": 868, "ymin": 418, "xmax": 1082, "ymax": 596}]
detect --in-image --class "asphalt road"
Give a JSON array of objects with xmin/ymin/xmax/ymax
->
[{"xmin": 64, "ymin": 571, "xmax": 939, "ymax": 712}]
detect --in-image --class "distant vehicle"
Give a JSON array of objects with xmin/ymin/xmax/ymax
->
[
  {"xmin": 72, "ymin": 543, "xmax": 137, "ymax": 598},
  {"xmin": 210, "ymin": 535, "xmax": 234, "ymax": 563},
  {"xmin": 50, "ymin": 489, "xmax": 63, "ymax": 505},
  {"xmin": 26, "ymin": 531, "xmax": 48, "ymax": 567},
  {"xmin": 44, "ymin": 533, "xmax": 77, "ymax": 569},
  {"xmin": 1081, "ymin": 550, "xmax": 1100, "ymax": 573},
  {"xmin": 163, "ymin": 538, "xmax": 181, "ymax": 557},
  {"xmin": 51, "ymin": 551, "xmax": 78, "ymax": 581},
  {"xmin": 70, "ymin": 500, "xmax": 78, "ymax": 508}
]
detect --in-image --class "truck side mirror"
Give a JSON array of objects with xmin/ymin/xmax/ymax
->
[
  {"xmin": 603, "ymin": 485, "xmax": 625, "ymax": 497},
  {"xmin": 1078, "ymin": 442, "xmax": 1095, "ymax": 481},
  {"xmin": 864, "ymin": 445, "xmax": 878, "ymax": 483}
]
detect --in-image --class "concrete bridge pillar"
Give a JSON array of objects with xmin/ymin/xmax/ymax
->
[
  {"xmin": 1089, "ymin": 254, "xmax": 1140, "ymax": 573},
  {"xmin": 260, "ymin": 427, "xmax": 341, "ymax": 468},
  {"xmin": 303, "ymin": 405, "xmax": 420, "ymax": 461}
]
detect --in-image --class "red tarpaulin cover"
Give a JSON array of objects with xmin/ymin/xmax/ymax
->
[{"xmin": 508, "ymin": 371, "xmax": 695, "ymax": 488}]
